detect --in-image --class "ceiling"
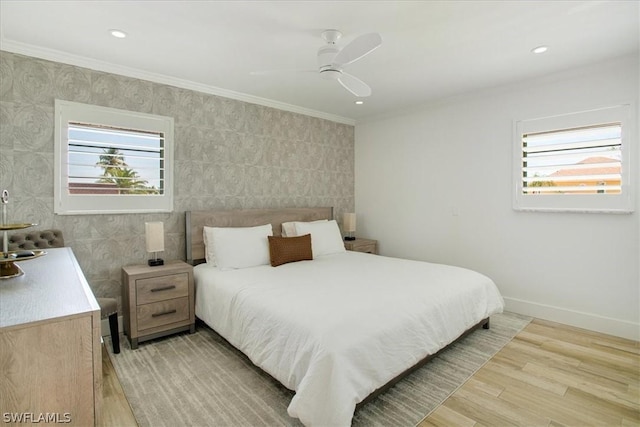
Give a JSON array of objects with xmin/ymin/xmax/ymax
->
[{"xmin": 1, "ymin": 1, "xmax": 638, "ymax": 124}]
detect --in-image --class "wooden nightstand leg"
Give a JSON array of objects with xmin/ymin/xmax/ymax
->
[
  {"xmin": 130, "ymin": 337, "xmax": 138, "ymax": 350},
  {"xmin": 189, "ymin": 324, "xmax": 195, "ymax": 334}
]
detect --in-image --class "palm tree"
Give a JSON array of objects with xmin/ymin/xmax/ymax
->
[
  {"xmin": 96, "ymin": 148, "xmax": 156, "ymax": 194},
  {"xmin": 97, "ymin": 147, "xmax": 126, "ymax": 179}
]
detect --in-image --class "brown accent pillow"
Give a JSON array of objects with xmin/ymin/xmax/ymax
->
[{"xmin": 268, "ymin": 234, "xmax": 313, "ymax": 267}]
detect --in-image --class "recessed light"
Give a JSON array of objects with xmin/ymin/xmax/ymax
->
[
  {"xmin": 531, "ymin": 45, "xmax": 548, "ymax": 54},
  {"xmin": 355, "ymin": 101, "xmax": 364, "ymax": 105},
  {"xmin": 109, "ymin": 29, "xmax": 127, "ymax": 39}
]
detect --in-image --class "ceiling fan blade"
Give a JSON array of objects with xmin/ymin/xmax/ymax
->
[
  {"xmin": 332, "ymin": 32, "xmax": 382, "ymax": 67},
  {"xmin": 250, "ymin": 68, "xmax": 315, "ymax": 76},
  {"xmin": 337, "ymin": 72, "xmax": 372, "ymax": 97}
]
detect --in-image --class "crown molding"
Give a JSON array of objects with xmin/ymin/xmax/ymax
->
[{"xmin": 1, "ymin": 39, "xmax": 355, "ymax": 126}]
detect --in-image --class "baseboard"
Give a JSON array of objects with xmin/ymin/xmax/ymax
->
[
  {"xmin": 100, "ymin": 315, "xmax": 124, "ymax": 338},
  {"xmin": 504, "ymin": 297, "xmax": 639, "ymax": 341}
]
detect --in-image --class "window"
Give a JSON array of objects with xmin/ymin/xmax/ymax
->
[
  {"xmin": 513, "ymin": 104, "xmax": 633, "ymax": 213},
  {"xmin": 54, "ymin": 100, "xmax": 174, "ymax": 214},
  {"xmin": 522, "ymin": 124, "xmax": 622, "ymax": 194}
]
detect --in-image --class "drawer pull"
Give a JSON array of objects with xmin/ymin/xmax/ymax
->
[
  {"xmin": 152, "ymin": 309, "xmax": 177, "ymax": 318},
  {"xmin": 151, "ymin": 285, "xmax": 176, "ymax": 292}
]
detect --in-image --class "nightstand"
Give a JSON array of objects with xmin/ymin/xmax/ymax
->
[
  {"xmin": 344, "ymin": 238, "xmax": 378, "ymax": 254},
  {"xmin": 122, "ymin": 260, "xmax": 195, "ymax": 349}
]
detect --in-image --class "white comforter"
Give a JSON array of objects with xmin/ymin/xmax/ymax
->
[{"xmin": 194, "ymin": 251, "xmax": 504, "ymax": 426}]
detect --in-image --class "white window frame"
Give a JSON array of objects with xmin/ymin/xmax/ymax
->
[
  {"xmin": 54, "ymin": 100, "xmax": 174, "ymax": 215},
  {"xmin": 513, "ymin": 104, "xmax": 634, "ymax": 213}
]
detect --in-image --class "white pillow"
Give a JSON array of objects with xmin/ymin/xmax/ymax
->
[
  {"xmin": 282, "ymin": 219, "xmax": 328, "ymax": 237},
  {"xmin": 203, "ymin": 226, "xmax": 217, "ymax": 266},
  {"xmin": 207, "ymin": 224, "xmax": 273, "ymax": 270},
  {"xmin": 294, "ymin": 220, "xmax": 346, "ymax": 257}
]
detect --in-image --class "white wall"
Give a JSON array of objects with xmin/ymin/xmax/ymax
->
[{"xmin": 355, "ymin": 54, "xmax": 639, "ymax": 340}]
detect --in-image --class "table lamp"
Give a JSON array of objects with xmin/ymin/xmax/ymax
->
[
  {"xmin": 343, "ymin": 213, "xmax": 356, "ymax": 241},
  {"xmin": 145, "ymin": 221, "xmax": 164, "ymax": 266}
]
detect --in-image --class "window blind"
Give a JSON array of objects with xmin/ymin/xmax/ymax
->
[
  {"xmin": 67, "ymin": 122, "xmax": 165, "ymax": 195},
  {"xmin": 521, "ymin": 123, "xmax": 622, "ymax": 195}
]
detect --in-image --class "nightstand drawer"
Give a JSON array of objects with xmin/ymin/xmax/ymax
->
[
  {"xmin": 352, "ymin": 242, "xmax": 377, "ymax": 253},
  {"xmin": 137, "ymin": 297, "xmax": 190, "ymax": 331},
  {"xmin": 345, "ymin": 238, "xmax": 378, "ymax": 254},
  {"xmin": 136, "ymin": 272, "xmax": 189, "ymax": 305}
]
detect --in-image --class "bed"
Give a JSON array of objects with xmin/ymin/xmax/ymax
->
[{"xmin": 186, "ymin": 207, "xmax": 504, "ymax": 426}]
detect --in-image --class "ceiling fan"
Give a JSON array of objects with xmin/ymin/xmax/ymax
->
[
  {"xmin": 316, "ymin": 30, "xmax": 382, "ymax": 97},
  {"xmin": 253, "ymin": 30, "xmax": 382, "ymax": 98}
]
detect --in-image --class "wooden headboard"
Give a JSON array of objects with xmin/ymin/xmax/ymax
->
[{"xmin": 185, "ymin": 207, "xmax": 333, "ymax": 265}]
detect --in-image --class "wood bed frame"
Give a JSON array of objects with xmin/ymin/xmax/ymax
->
[
  {"xmin": 358, "ymin": 316, "xmax": 489, "ymax": 408},
  {"xmin": 185, "ymin": 207, "xmax": 490, "ymax": 411}
]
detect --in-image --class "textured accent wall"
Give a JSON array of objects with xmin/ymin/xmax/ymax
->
[{"xmin": 0, "ymin": 51, "xmax": 354, "ymax": 308}]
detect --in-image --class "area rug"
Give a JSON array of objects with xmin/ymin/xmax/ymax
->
[{"xmin": 106, "ymin": 312, "xmax": 531, "ymax": 427}]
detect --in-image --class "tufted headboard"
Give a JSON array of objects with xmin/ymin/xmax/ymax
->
[{"xmin": 7, "ymin": 229, "xmax": 65, "ymax": 250}]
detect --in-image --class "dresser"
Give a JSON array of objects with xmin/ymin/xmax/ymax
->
[
  {"xmin": 0, "ymin": 247, "xmax": 102, "ymax": 426},
  {"xmin": 122, "ymin": 260, "xmax": 195, "ymax": 349}
]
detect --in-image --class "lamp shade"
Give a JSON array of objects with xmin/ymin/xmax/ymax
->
[
  {"xmin": 343, "ymin": 213, "xmax": 356, "ymax": 233},
  {"xmin": 145, "ymin": 222, "xmax": 164, "ymax": 253}
]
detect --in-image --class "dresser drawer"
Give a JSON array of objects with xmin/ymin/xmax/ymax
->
[
  {"xmin": 136, "ymin": 297, "xmax": 190, "ymax": 331},
  {"xmin": 136, "ymin": 272, "xmax": 189, "ymax": 305}
]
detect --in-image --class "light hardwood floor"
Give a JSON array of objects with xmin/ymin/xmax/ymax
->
[
  {"xmin": 102, "ymin": 346, "xmax": 137, "ymax": 427},
  {"xmin": 102, "ymin": 318, "xmax": 639, "ymax": 427},
  {"xmin": 420, "ymin": 319, "xmax": 640, "ymax": 427}
]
